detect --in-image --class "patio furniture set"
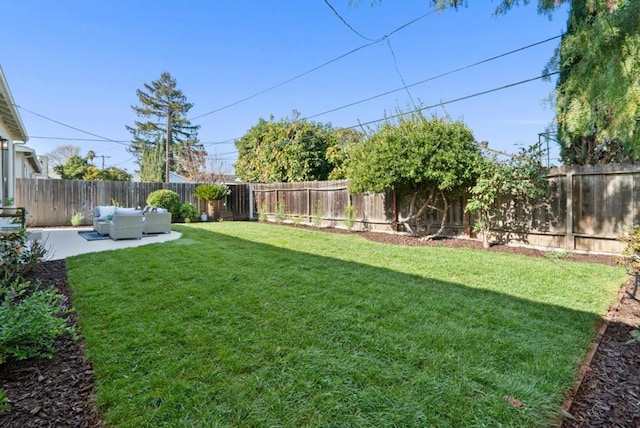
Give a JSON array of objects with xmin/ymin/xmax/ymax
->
[{"xmin": 93, "ymin": 206, "xmax": 172, "ymax": 240}]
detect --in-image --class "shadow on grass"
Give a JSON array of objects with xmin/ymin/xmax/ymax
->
[{"xmin": 67, "ymin": 223, "xmax": 624, "ymax": 427}]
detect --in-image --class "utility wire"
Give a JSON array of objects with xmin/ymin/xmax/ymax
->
[
  {"xmin": 307, "ymin": 34, "xmax": 562, "ymax": 119},
  {"xmin": 385, "ymin": 38, "xmax": 417, "ymax": 110},
  {"xmin": 349, "ymin": 71, "xmax": 561, "ymax": 129},
  {"xmin": 190, "ymin": 70, "xmax": 562, "ymax": 159},
  {"xmin": 190, "ymin": 9, "xmax": 435, "ymax": 121},
  {"xmin": 322, "ymin": 0, "xmax": 376, "ymax": 41},
  {"xmin": 14, "ymin": 104, "xmax": 128, "ymax": 146}
]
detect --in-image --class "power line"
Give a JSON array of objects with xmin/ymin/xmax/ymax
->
[
  {"xmin": 14, "ymin": 105, "xmax": 128, "ymax": 146},
  {"xmin": 29, "ymin": 135, "xmax": 235, "ymax": 146},
  {"xmin": 349, "ymin": 71, "xmax": 561, "ymax": 129},
  {"xmin": 189, "ymin": 9, "xmax": 435, "ymax": 121},
  {"xmin": 322, "ymin": 0, "xmax": 375, "ymax": 41},
  {"xmin": 385, "ymin": 38, "xmax": 416, "ymax": 110},
  {"xmin": 306, "ymin": 34, "xmax": 563, "ymax": 120}
]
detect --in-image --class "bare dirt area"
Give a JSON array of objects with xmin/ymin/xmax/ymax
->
[{"xmin": 0, "ymin": 228, "xmax": 637, "ymax": 427}]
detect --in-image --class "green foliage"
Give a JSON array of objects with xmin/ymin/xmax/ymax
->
[
  {"xmin": 146, "ymin": 189, "xmax": 181, "ymax": 218},
  {"xmin": 618, "ymin": 226, "xmax": 640, "ymax": 272},
  {"xmin": 275, "ymin": 201, "xmax": 287, "ymax": 224},
  {"xmin": 0, "ymin": 388, "xmax": 7, "ymax": 412},
  {"xmin": 126, "ymin": 72, "xmax": 204, "ymax": 179},
  {"xmin": 544, "ymin": 250, "xmax": 569, "ymax": 260},
  {"xmin": 0, "ymin": 230, "xmax": 71, "ymax": 366},
  {"xmin": 0, "ymin": 230, "xmax": 48, "ymax": 285},
  {"xmin": 312, "ymin": 200, "xmax": 324, "ymax": 228},
  {"xmin": 70, "ymin": 211, "xmax": 84, "ymax": 227},
  {"xmin": 234, "ymin": 113, "xmax": 363, "ymax": 183},
  {"xmin": 466, "ymin": 144, "xmax": 548, "ymax": 247},
  {"xmin": 0, "ymin": 279, "xmax": 73, "ymax": 364},
  {"xmin": 627, "ymin": 329, "xmax": 640, "ymax": 345},
  {"xmin": 347, "ymin": 112, "xmax": 480, "ymax": 195},
  {"xmin": 347, "ymin": 111, "xmax": 481, "ymax": 235},
  {"xmin": 292, "ymin": 213, "xmax": 304, "ymax": 227},
  {"xmin": 193, "ymin": 183, "xmax": 230, "ymax": 201},
  {"xmin": 179, "ymin": 202, "xmax": 199, "ymax": 223},
  {"xmin": 257, "ymin": 201, "xmax": 268, "ymax": 222},
  {"xmin": 139, "ymin": 143, "xmax": 166, "ymax": 183},
  {"xmin": 549, "ymin": 1, "xmax": 640, "ymax": 164},
  {"xmin": 344, "ymin": 204, "xmax": 357, "ymax": 231},
  {"xmin": 53, "ymin": 154, "xmax": 131, "ymax": 181}
]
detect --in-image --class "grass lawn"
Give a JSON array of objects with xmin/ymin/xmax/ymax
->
[{"xmin": 67, "ymin": 222, "xmax": 626, "ymax": 427}]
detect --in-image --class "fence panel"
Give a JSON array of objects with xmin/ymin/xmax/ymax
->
[{"xmin": 16, "ymin": 164, "xmax": 640, "ymax": 253}]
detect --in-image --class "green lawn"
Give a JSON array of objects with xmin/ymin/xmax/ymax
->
[{"xmin": 67, "ymin": 222, "xmax": 626, "ymax": 427}]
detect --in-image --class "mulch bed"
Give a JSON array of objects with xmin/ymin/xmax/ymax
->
[{"xmin": 0, "ymin": 228, "xmax": 638, "ymax": 427}]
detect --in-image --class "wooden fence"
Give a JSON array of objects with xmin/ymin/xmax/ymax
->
[
  {"xmin": 15, "ymin": 163, "xmax": 640, "ymax": 253},
  {"xmin": 15, "ymin": 179, "xmax": 251, "ymax": 227}
]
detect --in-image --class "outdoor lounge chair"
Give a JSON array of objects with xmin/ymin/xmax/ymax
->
[
  {"xmin": 144, "ymin": 211, "xmax": 172, "ymax": 234},
  {"xmin": 109, "ymin": 211, "xmax": 144, "ymax": 240}
]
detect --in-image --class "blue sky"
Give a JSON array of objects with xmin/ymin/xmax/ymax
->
[{"xmin": 1, "ymin": 1, "xmax": 568, "ymax": 175}]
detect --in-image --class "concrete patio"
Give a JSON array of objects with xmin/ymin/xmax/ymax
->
[{"xmin": 32, "ymin": 227, "xmax": 181, "ymax": 260}]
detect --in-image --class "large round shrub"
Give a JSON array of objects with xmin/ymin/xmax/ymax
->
[{"xmin": 146, "ymin": 189, "xmax": 181, "ymax": 217}]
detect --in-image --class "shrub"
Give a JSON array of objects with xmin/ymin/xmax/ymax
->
[
  {"xmin": 147, "ymin": 189, "xmax": 181, "ymax": 218},
  {"xmin": 619, "ymin": 225, "xmax": 640, "ymax": 272},
  {"xmin": 70, "ymin": 211, "xmax": 84, "ymax": 227},
  {"xmin": 258, "ymin": 201, "xmax": 268, "ymax": 222},
  {"xmin": 312, "ymin": 200, "xmax": 323, "ymax": 228},
  {"xmin": 193, "ymin": 183, "xmax": 230, "ymax": 201},
  {"xmin": 344, "ymin": 204, "xmax": 357, "ymax": 231},
  {"xmin": 0, "ymin": 230, "xmax": 48, "ymax": 285},
  {"xmin": 292, "ymin": 214, "xmax": 304, "ymax": 227},
  {"xmin": 0, "ymin": 278, "xmax": 73, "ymax": 364},
  {"xmin": 179, "ymin": 202, "xmax": 200, "ymax": 223},
  {"xmin": 0, "ymin": 230, "xmax": 71, "ymax": 366},
  {"xmin": 275, "ymin": 201, "xmax": 286, "ymax": 224}
]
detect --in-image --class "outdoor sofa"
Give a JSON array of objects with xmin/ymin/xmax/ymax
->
[{"xmin": 92, "ymin": 205, "xmax": 172, "ymax": 240}]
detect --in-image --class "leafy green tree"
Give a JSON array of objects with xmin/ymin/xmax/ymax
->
[
  {"xmin": 362, "ymin": 1, "xmax": 639, "ymax": 165},
  {"xmin": 347, "ymin": 111, "xmax": 482, "ymax": 236},
  {"xmin": 53, "ymin": 155, "xmax": 90, "ymax": 180},
  {"xmin": 548, "ymin": 1, "xmax": 640, "ymax": 164},
  {"xmin": 466, "ymin": 145, "xmax": 548, "ymax": 248},
  {"xmin": 126, "ymin": 72, "xmax": 204, "ymax": 182},
  {"xmin": 234, "ymin": 113, "xmax": 361, "ymax": 182},
  {"xmin": 54, "ymin": 153, "xmax": 131, "ymax": 181}
]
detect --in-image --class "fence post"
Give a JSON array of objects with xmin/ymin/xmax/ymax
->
[
  {"xmin": 565, "ymin": 169, "xmax": 574, "ymax": 251},
  {"xmin": 248, "ymin": 183, "xmax": 254, "ymax": 220}
]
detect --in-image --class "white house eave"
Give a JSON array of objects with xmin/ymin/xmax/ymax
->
[
  {"xmin": 0, "ymin": 65, "xmax": 29, "ymax": 142},
  {"xmin": 15, "ymin": 145, "xmax": 43, "ymax": 174}
]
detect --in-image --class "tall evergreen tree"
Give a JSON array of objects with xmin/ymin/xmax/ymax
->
[{"xmin": 126, "ymin": 72, "xmax": 205, "ymax": 182}]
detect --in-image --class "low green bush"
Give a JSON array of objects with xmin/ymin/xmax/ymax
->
[
  {"xmin": 0, "ymin": 230, "xmax": 48, "ymax": 284},
  {"xmin": 0, "ymin": 279, "xmax": 73, "ymax": 364},
  {"xmin": 0, "ymin": 230, "xmax": 72, "ymax": 366},
  {"xmin": 179, "ymin": 202, "xmax": 200, "ymax": 223}
]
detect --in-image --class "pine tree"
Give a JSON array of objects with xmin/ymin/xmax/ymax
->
[{"xmin": 126, "ymin": 72, "xmax": 205, "ymax": 182}]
